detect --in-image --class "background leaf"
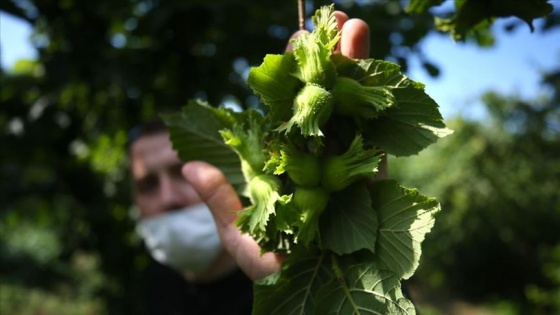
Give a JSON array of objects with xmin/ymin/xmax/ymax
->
[
  {"xmin": 407, "ymin": 0, "xmax": 445, "ymax": 14},
  {"xmin": 411, "ymin": 0, "xmax": 555, "ymax": 41},
  {"xmin": 164, "ymin": 100, "xmax": 245, "ymax": 189}
]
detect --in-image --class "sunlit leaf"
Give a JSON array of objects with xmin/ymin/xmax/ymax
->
[
  {"xmin": 247, "ymin": 53, "xmax": 302, "ymax": 124},
  {"xmin": 362, "ymin": 87, "xmax": 453, "ymax": 157},
  {"xmin": 315, "ymin": 258, "xmax": 416, "ymax": 315},
  {"xmin": 369, "ymin": 180, "xmax": 440, "ymax": 280}
]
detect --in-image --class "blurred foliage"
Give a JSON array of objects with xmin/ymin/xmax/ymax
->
[
  {"xmin": 0, "ymin": 0, "xmax": 558, "ymax": 314},
  {"xmin": 408, "ymin": 0, "xmax": 554, "ymax": 43},
  {"xmin": 1, "ymin": 283, "xmax": 102, "ymax": 315},
  {"xmin": 0, "ymin": 1, "xmax": 434, "ymax": 313},
  {"xmin": 391, "ymin": 66, "xmax": 560, "ymax": 314}
]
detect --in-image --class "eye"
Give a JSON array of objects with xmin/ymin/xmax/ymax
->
[
  {"xmin": 169, "ymin": 163, "xmax": 185, "ymax": 180},
  {"xmin": 135, "ymin": 174, "xmax": 158, "ymax": 194}
]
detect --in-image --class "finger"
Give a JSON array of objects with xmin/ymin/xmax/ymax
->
[
  {"xmin": 333, "ymin": 10, "xmax": 349, "ymax": 53},
  {"xmin": 334, "ymin": 11, "xmax": 349, "ymax": 54},
  {"xmin": 339, "ymin": 18, "xmax": 370, "ymax": 59},
  {"xmin": 229, "ymin": 231, "xmax": 284, "ymax": 281},
  {"xmin": 334, "ymin": 10, "xmax": 349, "ymax": 29},
  {"xmin": 182, "ymin": 161, "xmax": 241, "ymax": 226},
  {"xmin": 182, "ymin": 161, "xmax": 283, "ymax": 280}
]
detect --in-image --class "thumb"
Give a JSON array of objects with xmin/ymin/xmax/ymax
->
[{"xmin": 182, "ymin": 161, "xmax": 241, "ymax": 226}]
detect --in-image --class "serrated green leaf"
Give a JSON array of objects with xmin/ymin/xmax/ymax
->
[
  {"xmin": 253, "ymin": 249, "xmax": 332, "ymax": 315},
  {"xmin": 332, "ymin": 55, "xmax": 450, "ymax": 153},
  {"xmin": 292, "ymin": 32, "xmax": 337, "ymax": 88},
  {"xmin": 314, "ymin": 258, "xmax": 415, "ymax": 315},
  {"xmin": 163, "ymin": 100, "xmax": 245, "ymax": 190},
  {"xmin": 332, "ymin": 54, "xmax": 414, "ymax": 89},
  {"xmin": 369, "ymin": 180, "xmax": 440, "ymax": 280},
  {"xmin": 331, "ymin": 55, "xmax": 450, "ymax": 157},
  {"xmin": 362, "ymin": 87, "xmax": 453, "ymax": 157},
  {"xmin": 312, "ymin": 4, "xmax": 340, "ymax": 50},
  {"xmin": 292, "ymin": 5, "xmax": 338, "ymax": 89},
  {"xmin": 274, "ymin": 194, "xmax": 298, "ymax": 234},
  {"xmin": 247, "ymin": 53, "xmax": 302, "ymax": 124},
  {"xmin": 332, "ymin": 77, "xmax": 396, "ymax": 119},
  {"xmin": 320, "ymin": 182, "xmax": 378, "ymax": 255},
  {"xmin": 220, "ymin": 109, "xmax": 267, "ymax": 181},
  {"xmin": 236, "ymin": 174, "xmax": 281, "ymax": 235}
]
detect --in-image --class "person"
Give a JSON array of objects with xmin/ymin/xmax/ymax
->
[
  {"xmin": 129, "ymin": 118, "xmax": 254, "ymax": 314},
  {"xmin": 128, "ymin": 10, "xmax": 371, "ymax": 315}
]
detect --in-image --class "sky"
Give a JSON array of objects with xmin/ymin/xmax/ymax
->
[
  {"xmin": 407, "ymin": 14, "xmax": 560, "ymax": 120},
  {"xmin": 1, "ymin": 6, "xmax": 559, "ymax": 121}
]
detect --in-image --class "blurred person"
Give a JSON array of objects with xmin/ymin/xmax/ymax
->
[
  {"xmin": 128, "ymin": 10, "xmax": 371, "ymax": 315},
  {"xmin": 129, "ymin": 118, "xmax": 254, "ymax": 314}
]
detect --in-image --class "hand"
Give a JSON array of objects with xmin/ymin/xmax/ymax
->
[
  {"xmin": 182, "ymin": 12, "xmax": 372, "ymax": 281},
  {"xmin": 182, "ymin": 161, "xmax": 282, "ymax": 280},
  {"xmin": 286, "ymin": 11, "xmax": 370, "ymax": 59}
]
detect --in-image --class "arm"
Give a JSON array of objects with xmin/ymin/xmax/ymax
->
[{"xmin": 182, "ymin": 12, "xmax": 372, "ymax": 281}]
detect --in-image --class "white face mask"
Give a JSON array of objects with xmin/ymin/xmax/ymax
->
[{"xmin": 136, "ymin": 203, "xmax": 222, "ymax": 274}]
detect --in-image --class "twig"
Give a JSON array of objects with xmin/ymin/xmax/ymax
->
[{"xmin": 298, "ymin": 0, "xmax": 305, "ymax": 31}]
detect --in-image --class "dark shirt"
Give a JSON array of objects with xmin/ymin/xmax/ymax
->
[{"xmin": 146, "ymin": 260, "xmax": 253, "ymax": 315}]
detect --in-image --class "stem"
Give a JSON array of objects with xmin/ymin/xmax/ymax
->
[
  {"xmin": 330, "ymin": 253, "xmax": 361, "ymax": 313},
  {"xmin": 298, "ymin": 0, "xmax": 305, "ymax": 30}
]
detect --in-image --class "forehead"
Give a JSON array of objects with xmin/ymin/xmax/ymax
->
[{"xmin": 130, "ymin": 133, "xmax": 181, "ymax": 178}]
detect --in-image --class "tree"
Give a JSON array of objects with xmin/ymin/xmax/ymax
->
[{"xmin": 0, "ymin": 0, "xmax": 557, "ymax": 314}]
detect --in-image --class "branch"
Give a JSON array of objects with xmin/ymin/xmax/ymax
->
[{"xmin": 298, "ymin": 0, "xmax": 306, "ymax": 31}]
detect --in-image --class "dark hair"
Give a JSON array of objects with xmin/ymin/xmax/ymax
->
[{"xmin": 126, "ymin": 116, "xmax": 168, "ymax": 153}]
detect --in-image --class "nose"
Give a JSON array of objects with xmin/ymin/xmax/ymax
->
[{"xmin": 159, "ymin": 175, "xmax": 183, "ymax": 212}]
